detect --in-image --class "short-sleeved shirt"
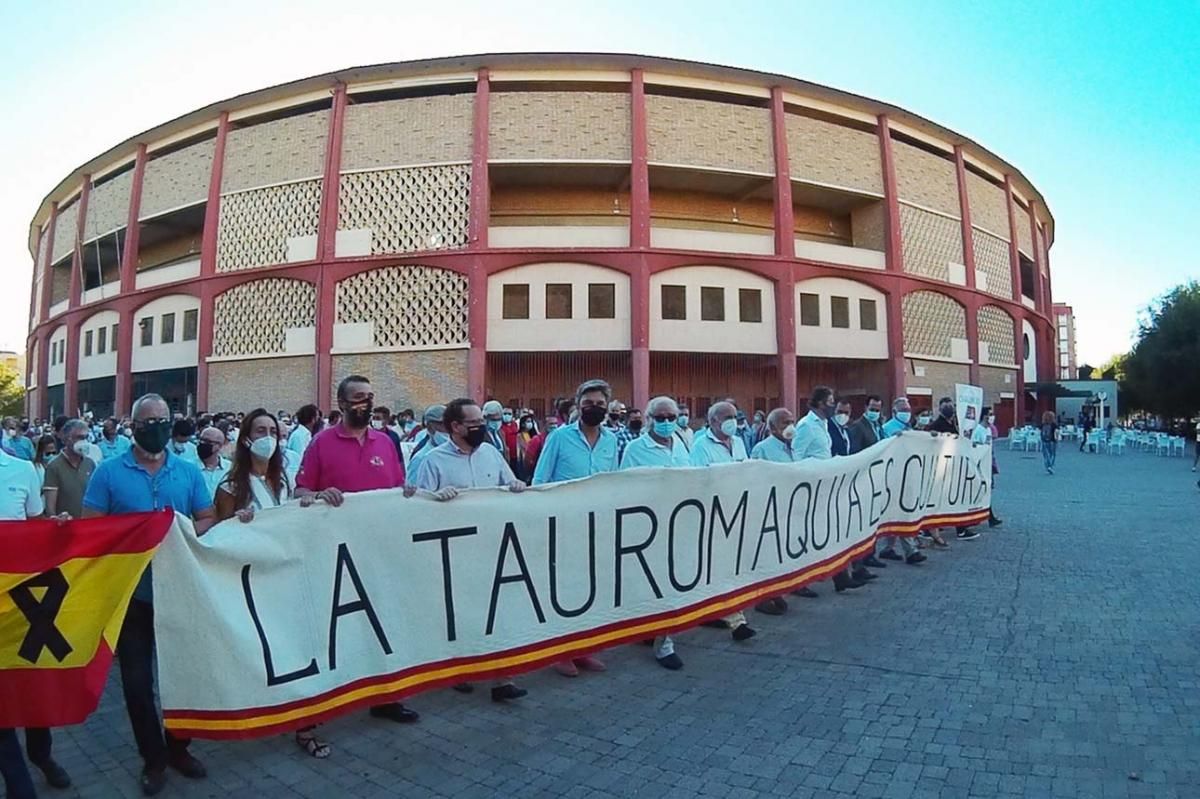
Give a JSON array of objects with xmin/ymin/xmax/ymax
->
[
  {"xmin": 0, "ymin": 448, "xmax": 44, "ymax": 519},
  {"xmin": 169, "ymin": 440, "xmax": 199, "ymax": 464},
  {"xmin": 3, "ymin": 435, "xmax": 35, "ymax": 462},
  {"xmin": 43, "ymin": 453, "xmax": 96, "ymax": 518},
  {"xmin": 199, "ymin": 458, "xmax": 232, "ymax": 501},
  {"xmin": 882, "ymin": 417, "xmax": 909, "ymax": 438},
  {"xmin": 296, "ymin": 424, "xmax": 405, "ymax": 493},
  {"xmin": 750, "ymin": 435, "xmax": 798, "ymax": 463},
  {"xmin": 97, "ymin": 435, "xmax": 132, "ymax": 461},
  {"xmin": 83, "ymin": 450, "xmax": 213, "ymax": 602},
  {"xmin": 689, "ymin": 428, "xmax": 748, "ymax": 467},
  {"xmin": 287, "ymin": 425, "xmax": 312, "ymax": 457},
  {"xmin": 619, "ymin": 434, "xmax": 690, "ymax": 470},
  {"xmin": 412, "ymin": 440, "xmax": 517, "ymax": 491},
  {"xmin": 531, "ymin": 422, "xmax": 619, "ymax": 484},
  {"xmin": 792, "ymin": 411, "xmax": 833, "ymax": 461}
]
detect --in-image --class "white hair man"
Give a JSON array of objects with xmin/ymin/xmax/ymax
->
[
  {"xmin": 688, "ymin": 401, "xmax": 756, "ymax": 641},
  {"xmin": 481, "ymin": 400, "xmax": 508, "ymax": 458},
  {"xmin": 876, "ymin": 397, "xmax": 928, "ymax": 565},
  {"xmin": 619, "ymin": 395, "xmax": 690, "ymax": 669}
]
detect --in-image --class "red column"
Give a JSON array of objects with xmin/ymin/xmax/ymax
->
[
  {"xmin": 1013, "ymin": 320, "xmax": 1026, "ymax": 426},
  {"xmin": 775, "ymin": 272, "xmax": 798, "ymax": 412},
  {"xmin": 630, "ymin": 255, "xmax": 650, "ymax": 410},
  {"xmin": 196, "ymin": 112, "xmax": 229, "ymax": 409},
  {"xmin": 64, "ymin": 317, "xmax": 81, "ymax": 416},
  {"xmin": 27, "ymin": 229, "xmax": 43, "ymax": 336},
  {"xmin": 1003, "ymin": 175, "xmax": 1022, "ymax": 302},
  {"xmin": 68, "ymin": 178, "xmax": 91, "ymax": 310},
  {"xmin": 120, "ymin": 144, "xmax": 148, "ymax": 293},
  {"xmin": 1027, "ymin": 199, "xmax": 1044, "ymax": 313},
  {"xmin": 466, "ymin": 69, "xmax": 491, "ymax": 400},
  {"xmin": 114, "ymin": 306, "xmax": 134, "ymax": 415},
  {"xmin": 34, "ymin": 330, "xmax": 50, "ymax": 419},
  {"xmin": 964, "ymin": 296, "xmax": 981, "ymax": 385},
  {"xmin": 315, "ymin": 84, "xmax": 347, "ymax": 406},
  {"xmin": 877, "ymin": 116, "xmax": 906, "ymax": 401},
  {"xmin": 39, "ymin": 203, "xmax": 58, "ymax": 325},
  {"xmin": 953, "ymin": 146, "xmax": 977, "ymax": 290},
  {"xmin": 770, "ymin": 88, "xmax": 795, "ymax": 259},
  {"xmin": 629, "ymin": 69, "xmax": 651, "ymax": 250}
]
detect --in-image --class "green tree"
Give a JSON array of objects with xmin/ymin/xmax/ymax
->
[
  {"xmin": 0, "ymin": 363, "xmax": 25, "ymax": 417},
  {"xmin": 1124, "ymin": 281, "xmax": 1200, "ymax": 418}
]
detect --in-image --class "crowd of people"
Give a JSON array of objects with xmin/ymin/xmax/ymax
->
[{"xmin": 0, "ymin": 375, "xmax": 1002, "ymax": 798}]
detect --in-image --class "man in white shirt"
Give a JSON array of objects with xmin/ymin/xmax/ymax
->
[
  {"xmin": 619, "ymin": 396, "xmax": 689, "ymax": 670},
  {"xmin": 411, "ymin": 398, "xmax": 527, "ymax": 702},
  {"xmin": 196, "ymin": 426, "xmax": 231, "ymax": 500},
  {"xmin": 0, "ymin": 447, "xmax": 73, "ymax": 792},
  {"xmin": 688, "ymin": 401, "xmax": 755, "ymax": 641}
]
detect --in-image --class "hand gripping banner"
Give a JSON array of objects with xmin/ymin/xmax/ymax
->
[
  {"xmin": 155, "ymin": 433, "xmax": 991, "ymax": 739},
  {"xmin": 0, "ymin": 510, "xmax": 174, "ymax": 728}
]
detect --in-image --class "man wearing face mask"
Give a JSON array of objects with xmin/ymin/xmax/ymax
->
[
  {"xmin": 929, "ymin": 397, "xmax": 980, "ymax": 542},
  {"xmin": 168, "ymin": 419, "xmax": 198, "ymax": 464},
  {"xmin": 689, "ymin": 401, "xmax": 757, "ymax": 641},
  {"xmin": 827, "ymin": 400, "xmax": 878, "ymax": 586},
  {"xmin": 195, "ymin": 426, "xmax": 232, "ymax": 501},
  {"xmin": 2, "ymin": 417, "xmax": 34, "ymax": 461},
  {"xmin": 877, "ymin": 397, "xmax": 931, "ymax": 562},
  {"xmin": 405, "ymin": 405, "xmax": 448, "ymax": 481},
  {"xmin": 604, "ymin": 400, "xmax": 627, "ymax": 434},
  {"xmin": 675, "ymin": 404, "xmax": 694, "ymax": 449},
  {"xmin": 371, "ymin": 406, "xmax": 405, "ymax": 461},
  {"xmin": 847, "ymin": 396, "xmax": 893, "ymax": 574},
  {"xmin": 98, "ymin": 416, "xmax": 132, "ymax": 461},
  {"xmin": 750, "ymin": 407, "xmax": 820, "ymax": 605},
  {"xmin": 43, "ymin": 419, "xmax": 95, "ymax": 520},
  {"xmin": 83, "ymin": 394, "xmax": 214, "ymax": 796},
  {"xmin": 614, "ymin": 408, "xmax": 643, "ymax": 460},
  {"xmin": 734, "ymin": 411, "xmax": 758, "ymax": 456},
  {"xmin": 295, "ymin": 376, "xmax": 419, "ymax": 725},
  {"xmin": 620, "ymin": 396, "xmax": 689, "ymax": 670},
  {"xmin": 532, "ymin": 379, "xmax": 619, "ymax": 677},
  {"xmin": 791, "ymin": 386, "xmax": 836, "ymax": 461},
  {"xmin": 480, "ymin": 400, "xmax": 508, "ymax": 460}
]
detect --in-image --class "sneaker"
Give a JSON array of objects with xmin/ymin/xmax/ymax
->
[
  {"xmin": 731, "ymin": 623, "xmax": 756, "ymax": 642},
  {"xmin": 656, "ymin": 653, "xmax": 684, "ymax": 670},
  {"xmin": 918, "ymin": 531, "xmax": 934, "ymax": 541},
  {"xmin": 491, "ymin": 683, "xmax": 528, "ymax": 702},
  {"xmin": 878, "ymin": 549, "xmax": 903, "ymax": 561},
  {"xmin": 905, "ymin": 552, "xmax": 927, "ymax": 564},
  {"xmin": 956, "ymin": 529, "xmax": 981, "ymax": 541}
]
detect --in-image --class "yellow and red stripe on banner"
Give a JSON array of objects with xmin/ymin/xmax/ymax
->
[
  {"xmin": 0, "ymin": 509, "xmax": 174, "ymax": 728},
  {"xmin": 164, "ymin": 507, "xmax": 984, "ymax": 739}
]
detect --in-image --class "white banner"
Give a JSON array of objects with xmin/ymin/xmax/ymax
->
[
  {"xmin": 956, "ymin": 383, "xmax": 984, "ymax": 433},
  {"xmin": 154, "ymin": 432, "xmax": 991, "ymax": 739}
]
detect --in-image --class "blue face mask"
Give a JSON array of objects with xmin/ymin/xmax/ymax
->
[
  {"xmin": 501, "ymin": 413, "xmax": 513, "ymax": 423},
  {"xmin": 895, "ymin": 411, "xmax": 911, "ymax": 424},
  {"xmin": 433, "ymin": 431, "xmax": 450, "ymax": 446},
  {"xmin": 865, "ymin": 410, "xmax": 881, "ymax": 422},
  {"xmin": 486, "ymin": 419, "xmax": 501, "ymax": 432},
  {"xmin": 677, "ymin": 415, "xmax": 689, "ymax": 428},
  {"xmin": 653, "ymin": 420, "xmax": 676, "ymax": 438}
]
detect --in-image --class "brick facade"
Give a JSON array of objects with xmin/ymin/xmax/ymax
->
[
  {"xmin": 221, "ymin": 109, "xmax": 329, "ymax": 194},
  {"xmin": 139, "ymin": 138, "xmax": 216, "ymax": 220},
  {"xmin": 84, "ymin": 169, "xmax": 134, "ymax": 241},
  {"xmin": 905, "ymin": 359, "xmax": 970, "ymax": 401},
  {"xmin": 341, "ymin": 94, "xmax": 474, "ymax": 171},
  {"xmin": 490, "ymin": 91, "xmax": 630, "ymax": 162},
  {"xmin": 891, "ymin": 140, "xmax": 959, "ymax": 217},
  {"xmin": 965, "ymin": 171, "xmax": 1010, "ymax": 239},
  {"xmin": 646, "ymin": 95, "xmax": 773, "ymax": 174},
  {"xmin": 785, "ymin": 112, "xmax": 882, "ymax": 194},
  {"xmin": 330, "ymin": 350, "xmax": 469, "ymax": 412},
  {"xmin": 978, "ymin": 364, "xmax": 1017, "ymax": 407},
  {"xmin": 208, "ymin": 356, "xmax": 315, "ymax": 414}
]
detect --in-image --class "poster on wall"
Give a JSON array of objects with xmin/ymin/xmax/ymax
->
[{"xmin": 955, "ymin": 383, "xmax": 984, "ymax": 433}]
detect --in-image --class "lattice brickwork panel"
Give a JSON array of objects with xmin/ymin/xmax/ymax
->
[
  {"xmin": 336, "ymin": 266, "xmax": 468, "ymax": 349},
  {"xmin": 51, "ymin": 201, "xmax": 80, "ymax": 264},
  {"xmin": 342, "ymin": 94, "xmax": 474, "ymax": 170},
  {"xmin": 140, "ymin": 138, "xmax": 216, "ymax": 219},
  {"xmin": 337, "ymin": 165, "xmax": 469, "ymax": 255},
  {"xmin": 972, "ymin": 228, "xmax": 1013, "ymax": 298},
  {"xmin": 1015, "ymin": 202, "xmax": 1033, "ymax": 256},
  {"xmin": 1039, "ymin": 228, "xmax": 1049, "ymax": 276},
  {"xmin": 216, "ymin": 179, "xmax": 322, "ymax": 272},
  {"xmin": 892, "ymin": 140, "xmax": 960, "ymax": 217},
  {"xmin": 902, "ymin": 290, "xmax": 966, "ymax": 358},
  {"xmin": 36, "ymin": 226, "xmax": 49, "ymax": 269},
  {"xmin": 977, "ymin": 305, "xmax": 1016, "ymax": 365},
  {"xmin": 84, "ymin": 170, "xmax": 134, "ymax": 240},
  {"xmin": 490, "ymin": 91, "xmax": 630, "ymax": 161},
  {"xmin": 965, "ymin": 171, "xmax": 1009, "ymax": 239},
  {"xmin": 221, "ymin": 110, "xmax": 328, "ymax": 194},
  {"xmin": 786, "ymin": 113, "xmax": 881, "ymax": 194},
  {"xmin": 646, "ymin": 95, "xmax": 773, "ymax": 174},
  {"xmin": 899, "ymin": 204, "xmax": 963, "ymax": 281},
  {"xmin": 213, "ymin": 278, "xmax": 316, "ymax": 357}
]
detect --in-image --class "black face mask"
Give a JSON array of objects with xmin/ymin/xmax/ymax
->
[
  {"xmin": 580, "ymin": 405, "xmax": 607, "ymax": 427},
  {"xmin": 197, "ymin": 441, "xmax": 217, "ymax": 461},
  {"xmin": 628, "ymin": 419, "xmax": 643, "ymax": 433},
  {"xmin": 941, "ymin": 406, "xmax": 955, "ymax": 419},
  {"xmin": 343, "ymin": 401, "xmax": 373, "ymax": 428},
  {"xmin": 464, "ymin": 425, "xmax": 487, "ymax": 448},
  {"xmin": 134, "ymin": 420, "xmax": 173, "ymax": 455}
]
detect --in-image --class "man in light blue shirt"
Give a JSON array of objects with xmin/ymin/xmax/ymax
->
[
  {"xmin": 531, "ymin": 380, "xmax": 618, "ymax": 486},
  {"xmin": 881, "ymin": 396, "xmax": 913, "ymax": 439},
  {"xmin": 619, "ymin": 396, "xmax": 689, "ymax": 671},
  {"xmin": 688, "ymin": 401, "xmax": 756, "ymax": 641},
  {"xmin": 749, "ymin": 408, "xmax": 797, "ymax": 464},
  {"xmin": 791, "ymin": 386, "xmax": 835, "ymax": 461},
  {"xmin": 876, "ymin": 397, "xmax": 926, "ymax": 565},
  {"xmin": 97, "ymin": 417, "xmax": 132, "ymax": 461},
  {"xmin": 531, "ymin": 379, "xmax": 618, "ymax": 677}
]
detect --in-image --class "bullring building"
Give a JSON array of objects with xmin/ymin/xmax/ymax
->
[{"xmin": 25, "ymin": 54, "xmax": 1057, "ymax": 432}]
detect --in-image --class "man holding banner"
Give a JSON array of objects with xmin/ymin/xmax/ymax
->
[{"xmin": 81, "ymin": 394, "xmax": 214, "ymax": 796}]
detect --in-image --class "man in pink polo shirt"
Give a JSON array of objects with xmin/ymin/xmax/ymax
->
[{"xmin": 296, "ymin": 374, "xmax": 417, "ymax": 724}]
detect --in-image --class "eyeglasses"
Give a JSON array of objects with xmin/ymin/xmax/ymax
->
[{"xmin": 651, "ymin": 414, "xmax": 677, "ymax": 422}]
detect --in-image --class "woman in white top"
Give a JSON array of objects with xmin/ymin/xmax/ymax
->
[
  {"xmin": 971, "ymin": 407, "xmax": 1002, "ymax": 528},
  {"xmin": 213, "ymin": 409, "xmax": 327, "ymax": 759}
]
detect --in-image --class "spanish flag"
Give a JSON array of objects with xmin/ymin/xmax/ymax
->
[{"xmin": 0, "ymin": 510, "xmax": 174, "ymax": 728}]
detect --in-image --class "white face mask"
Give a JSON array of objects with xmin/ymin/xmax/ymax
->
[
  {"xmin": 720, "ymin": 418, "xmax": 739, "ymax": 438},
  {"xmin": 781, "ymin": 424, "xmax": 796, "ymax": 440},
  {"xmin": 226, "ymin": 430, "xmax": 237, "ymax": 442},
  {"xmin": 72, "ymin": 440, "xmax": 90, "ymax": 456},
  {"xmin": 834, "ymin": 413, "xmax": 850, "ymax": 427},
  {"xmin": 370, "ymin": 420, "xmax": 384, "ymax": 430},
  {"xmin": 249, "ymin": 435, "xmax": 277, "ymax": 460}
]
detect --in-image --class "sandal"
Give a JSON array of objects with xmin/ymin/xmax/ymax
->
[{"xmin": 295, "ymin": 729, "xmax": 331, "ymax": 759}]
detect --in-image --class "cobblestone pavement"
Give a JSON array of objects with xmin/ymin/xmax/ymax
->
[{"xmin": 26, "ymin": 442, "xmax": 1200, "ymax": 799}]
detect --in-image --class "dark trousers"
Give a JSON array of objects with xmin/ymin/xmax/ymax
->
[
  {"xmin": 117, "ymin": 599, "xmax": 190, "ymax": 771},
  {"xmin": 24, "ymin": 728, "xmax": 50, "ymax": 764},
  {"xmin": 0, "ymin": 729, "xmax": 36, "ymax": 799}
]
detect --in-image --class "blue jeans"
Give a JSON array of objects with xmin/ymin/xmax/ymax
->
[{"xmin": 1042, "ymin": 440, "xmax": 1057, "ymax": 469}]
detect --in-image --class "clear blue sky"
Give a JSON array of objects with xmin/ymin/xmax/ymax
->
[{"xmin": 2, "ymin": 0, "xmax": 1196, "ymax": 367}]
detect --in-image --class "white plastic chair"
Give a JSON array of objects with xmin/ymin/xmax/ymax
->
[
  {"xmin": 1008, "ymin": 429, "xmax": 1025, "ymax": 450},
  {"xmin": 1170, "ymin": 436, "xmax": 1185, "ymax": 457},
  {"xmin": 1156, "ymin": 433, "xmax": 1170, "ymax": 456},
  {"xmin": 1108, "ymin": 433, "xmax": 1125, "ymax": 455},
  {"xmin": 1027, "ymin": 429, "xmax": 1041, "ymax": 452}
]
